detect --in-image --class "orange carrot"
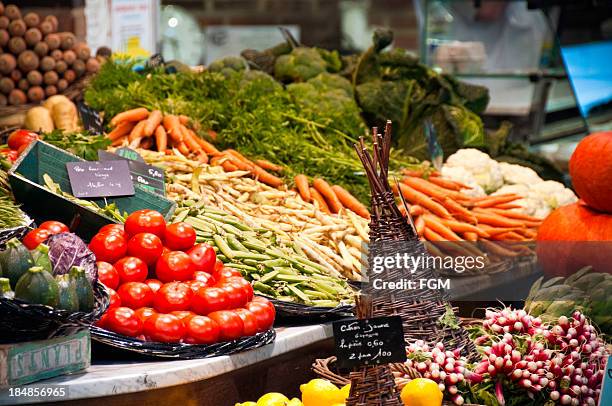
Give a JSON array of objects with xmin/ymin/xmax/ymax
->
[
  {"xmin": 310, "ymin": 187, "xmax": 330, "ymax": 213},
  {"xmin": 440, "ymin": 218, "xmax": 490, "ymax": 238},
  {"xmin": 473, "ymin": 211, "xmax": 526, "ymax": 228},
  {"xmin": 224, "ymin": 149, "xmax": 251, "ymax": 163},
  {"xmin": 495, "ymin": 203, "xmax": 522, "ymax": 210},
  {"xmin": 478, "ymin": 225, "xmax": 523, "ymax": 236},
  {"xmin": 422, "ymin": 214, "xmax": 463, "ymax": 241},
  {"xmin": 107, "ymin": 120, "xmax": 135, "ymax": 141},
  {"xmin": 183, "ymin": 127, "xmax": 203, "ymax": 152},
  {"xmin": 128, "ymin": 120, "xmax": 146, "ymax": 146},
  {"xmin": 463, "ymin": 232, "xmax": 478, "ymax": 241},
  {"xmin": 394, "ymin": 183, "xmax": 452, "ymax": 219},
  {"xmin": 154, "ymin": 125, "xmax": 167, "ymax": 152},
  {"xmin": 142, "ymin": 110, "xmax": 163, "ymax": 137},
  {"xmin": 480, "ymin": 240, "xmax": 519, "ymax": 258},
  {"xmin": 221, "ymin": 153, "xmax": 283, "ymax": 187},
  {"xmin": 414, "ymin": 216, "xmax": 425, "ymax": 236},
  {"xmin": 423, "ymin": 227, "xmax": 445, "ymax": 242},
  {"xmin": 442, "ymin": 197, "xmax": 477, "ymax": 224},
  {"xmin": 294, "ymin": 174, "xmax": 311, "ymax": 202},
  {"xmin": 313, "ymin": 178, "xmax": 343, "ymax": 214},
  {"xmin": 402, "ymin": 176, "xmax": 451, "ymax": 202},
  {"xmin": 427, "ymin": 176, "xmax": 469, "ymax": 191},
  {"xmin": 110, "ymin": 107, "xmax": 149, "ymax": 126},
  {"xmin": 162, "ymin": 115, "xmax": 184, "ymax": 143},
  {"xmin": 409, "ymin": 205, "xmax": 424, "ymax": 217},
  {"xmin": 178, "ymin": 115, "xmax": 190, "ymax": 125},
  {"xmin": 492, "ymin": 231, "xmax": 527, "ymax": 241},
  {"xmin": 186, "ymin": 129, "xmax": 219, "ymax": 155},
  {"xmin": 473, "ymin": 194, "xmax": 521, "ymax": 208},
  {"xmin": 251, "ymin": 165, "xmax": 284, "ymax": 188},
  {"xmin": 255, "ymin": 159, "xmax": 283, "ymax": 173},
  {"xmin": 177, "ymin": 142, "xmax": 190, "ymax": 156},
  {"xmin": 331, "ymin": 185, "xmax": 370, "ymax": 219},
  {"xmin": 479, "ymin": 208, "xmax": 542, "ymax": 222},
  {"xmin": 401, "ymin": 168, "xmax": 425, "ymax": 177},
  {"xmin": 111, "ymin": 135, "xmax": 127, "ymax": 147}
]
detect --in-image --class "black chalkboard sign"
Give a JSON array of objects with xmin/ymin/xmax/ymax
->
[
  {"xmin": 66, "ymin": 160, "xmax": 135, "ymax": 198},
  {"xmin": 76, "ymin": 100, "xmax": 104, "ymax": 134},
  {"xmin": 333, "ymin": 316, "xmax": 406, "ymax": 369},
  {"xmin": 98, "ymin": 150, "xmax": 165, "ymax": 196}
]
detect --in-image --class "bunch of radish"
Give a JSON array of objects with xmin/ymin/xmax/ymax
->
[
  {"xmin": 0, "ymin": 2, "xmax": 106, "ymax": 106},
  {"xmin": 403, "ymin": 340, "xmax": 470, "ymax": 405},
  {"xmin": 475, "ymin": 307, "xmax": 608, "ymax": 406}
]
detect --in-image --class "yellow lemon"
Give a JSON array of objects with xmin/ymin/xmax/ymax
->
[
  {"xmin": 339, "ymin": 384, "xmax": 351, "ymax": 401},
  {"xmin": 300, "ymin": 379, "xmax": 341, "ymax": 406},
  {"xmin": 400, "ymin": 378, "xmax": 443, "ymax": 406},
  {"xmin": 256, "ymin": 393, "xmax": 290, "ymax": 406},
  {"xmin": 287, "ymin": 399, "xmax": 303, "ymax": 406},
  {"xmin": 235, "ymin": 403, "xmax": 257, "ymax": 406}
]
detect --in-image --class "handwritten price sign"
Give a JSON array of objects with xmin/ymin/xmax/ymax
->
[
  {"xmin": 66, "ymin": 160, "xmax": 135, "ymax": 198},
  {"xmin": 333, "ymin": 316, "xmax": 406, "ymax": 369}
]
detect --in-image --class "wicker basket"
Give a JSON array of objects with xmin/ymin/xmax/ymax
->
[
  {"xmin": 0, "ymin": 214, "xmax": 34, "ymax": 250},
  {"xmin": 0, "ymin": 281, "xmax": 109, "ymax": 344},
  {"xmin": 90, "ymin": 327, "xmax": 276, "ymax": 359},
  {"xmin": 266, "ymin": 296, "xmax": 354, "ymax": 322}
]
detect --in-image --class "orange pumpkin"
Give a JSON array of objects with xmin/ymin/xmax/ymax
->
[
  {"xmin": 536, "ymin": 202, "xmax": 612, "ymax": 276},
  {"xmin": 569, "ymin": 131, "xmax": 612, "ymax": 213}
]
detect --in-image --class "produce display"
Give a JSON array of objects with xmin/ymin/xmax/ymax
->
[
  {"xmin": 0, "ymin": 221, "xmax": 96, "ymax": 312},
  {"xmin": 236, "ymin": 378, "xmax": 351, "ymax": 406},
  {"xmin": 92, "ymin": 209, "xmax": 276, "ymax": 344},
  {"xmin": 0, "ymin": 2, "xmax": 102, "ymax": 106}
]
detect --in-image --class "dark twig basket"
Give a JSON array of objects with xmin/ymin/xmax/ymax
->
[
  {"xmin": 0, "ymin": 281, "xmax": 109, "ymax": 344},
  {"xmin": 90, "ymin": 327, "xmax": 276, "ymax": 359},
  {"xmin": 265, "ymin": 296, "xmax": 353, "ymax": 322},
  {"xmin": 354, "ymin": 122, "xmax": 477, "ymax": 361}
]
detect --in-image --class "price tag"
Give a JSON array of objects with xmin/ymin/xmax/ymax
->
[
  {"xmin": 98, "ymin": 150, "xmax": 165, "ymax": 196},
  {"xmin": 333, "ymin": 316, "xmax": 406, "ymax": 369},
  {"xmin": 600, "ymin": 355, "xmax": 612, "ymax": 406},
  {"xmin": 66, "ymin": 160, "xmax": 135, "ymax": 198}
]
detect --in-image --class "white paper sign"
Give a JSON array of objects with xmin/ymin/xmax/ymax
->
[{"xmin": 110, "ymin": 0, "xmax": 159, "ymax": 57}]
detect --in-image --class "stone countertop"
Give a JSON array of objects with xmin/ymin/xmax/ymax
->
[{"xmin": 0, "ymin": 324, "xmax": 333, "ymax": 405}]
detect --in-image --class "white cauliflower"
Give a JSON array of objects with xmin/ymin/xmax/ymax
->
[
  {"xmin": 493, "ymin": 184, "xmax": 545, "ymax": 217},
  {"xmin": 499, "ymin": 162, "xmax": 542, "ymax": 185},
  {"xmin": 440, "ymin": 165, "xmax": 486, "ymax": 197},
  {"xmin": 529, "ymin": 181, "xmax": 578, "ymax": 210},
  {"xmin": 445, "ymin": 149, "xmax": 504, "ymax": 193}
]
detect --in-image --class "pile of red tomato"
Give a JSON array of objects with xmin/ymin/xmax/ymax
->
[
  {"xmin": 1, "ymin": 129, "xmax": 39, "ymax": 163},
  {"xmin": 92, "ymin": 209, "xmax": 275, "ymax": 344},
  {"xmin": 23, "ymin": 220, "xmax": 70, "ymax": 249}
]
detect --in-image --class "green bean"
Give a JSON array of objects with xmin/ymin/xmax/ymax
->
[
  {"xmin": 213, "ymin": 235, "xmax": 235, "ymax": 259},
  {"xmin": 287, "ymin": 284, "xmax": 311, "ymax": 303}
]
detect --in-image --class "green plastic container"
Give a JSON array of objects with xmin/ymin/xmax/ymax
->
[{"xmin": 8, "ymin": 140, "xmax": 175, "ymax": 239}]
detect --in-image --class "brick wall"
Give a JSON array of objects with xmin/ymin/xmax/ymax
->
[{"xmin": 165, "ymin": 0, "xmax": 419, "ymax": 51}]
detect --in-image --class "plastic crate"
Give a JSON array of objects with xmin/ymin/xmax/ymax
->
[{"xmin": 8, "ymin": 140, "xmax": 175, "ymax": 239}]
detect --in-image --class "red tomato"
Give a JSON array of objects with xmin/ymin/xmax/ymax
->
[
  {"xmin": 89, "ymin": 232, "xmax": 128, "ymax": 264},
  {"xmin": 187, "ymin": 280, "xmax": 209, "ymax": 293},
  {"xmin": 245, "ymin": 301, "xmax": 275, "ymax": 332},
  {"xmin": 214, "ymin": 260, "xmax": 224, "ymax": 273},
  {"xmin": 107, "ymin": 288, "xmax": 121, "ymax": 309},
  {"xmin": 224, "ymin": 277, "xmax": 254, "ymax": 302},
  {"xmin": 170, "ymin": 310, "xmax": 196, "ymax": 321},
  {"xmin": 7, "ymin": 129, "xmax": 38, "ymax": 151},
  {"xmin": 95, "ymin": 312, "xmax": 109, "ymax": 329},
  {"xmin": 134, "ymin": 307, "xmax": 157, "ymax": 323},
  {"xmin": 99, "ymin": 224, "xmax": 126, "ymax": 238},
  {"xmin": 208, "ymin": 310, "xmax": 244, "ymax": 341},
  {"xmin": 97, "ymin": 261, "xmax": 120, "ymax": 290},
  {"xmin": 184, "ymin": 315, "xmax": 221, "ymax": 345},
  {"xmin": 234, "ymin": 308, "xmax": 259, "ymax": 337},
  {"xmin": 22, "ymin": 228, "xmax": 51, "ymax": 249},
  {"xmin": 39, "ymin": 221, "xmax": 69, "ymax": 235},
  {"xmin": 0, "ymin": 148, "xmax": 18, "ymax": 162},
  {"xmin": 106, "ymin": 307, "xmax": 143, "ymax": 337},
  {"xmin": 164, "ymin": 222, "xmax": 196, "ymax": 251},
  {"xmin": 143, "ymin": 313, "xmax": 185, "ymax": 343},
  {"xmin": 124, "ymin": 210, "xmax": 166, "ymax": 239},
  {"xmin": 193, "ymin": 271, "xmax": 215, "ymax": 287},
  {"xmin": 127, "ymin": 233, "xmax": 163, "ymax": 265},
  {"xmin": 117, "ymin": 282, "xmax": 153, "ymax": 309},
  {"xmin": 155, "ymin": 251, "xmax": 195, "ymax": 283},
  {"xmin": 214, "ymin": 267, "xmax": 242, "ymax": 283},
  {"xmin": 220, "ymin": 283, "xmax": 248, "ymax": 309},
  {"xmin": 144, "ymin": 279, "xmax": 163, "ymax": 293},
  {"xmin": 153, "ymin": 282, "xmax": 193, "ymax": 313},
  {"xmin": 191, "ymin": 287, "xmax": 228, "ymax": 315},
  {"xmin": 187, "ymin": 243, "xmax": 216, "ymax": 273},
  {"xmin": 114, "ymin": 256, "xmax": 148, "ymax": 284}
]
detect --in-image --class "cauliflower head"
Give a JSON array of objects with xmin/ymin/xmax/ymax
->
[
  {"xmin": 445, "ymin": 149, "xmax": 503, "ymax": 193},
  {"xmin": 529, "ymin": 181, "xmax": 578, "ymax": 210},
  {"xmin": 440, "ymin": 165, "xmax": 486, "ymax": 197},
  {"xmin": 499, "ymin": 162, "xmax": 542, "ymax": 186}
]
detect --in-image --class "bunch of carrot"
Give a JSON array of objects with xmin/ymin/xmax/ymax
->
[
  {"xmin": 294, "ymin": 174, "xmax": 370, "ymax": 220},
  {"xmin": 106, "ymin": 107, "xmax": 284, "ymax": 188},
  {"xmin": 393, "ymin": 171, "xmax": 542, "ymax": 262}
]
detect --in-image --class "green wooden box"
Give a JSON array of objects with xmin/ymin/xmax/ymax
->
[
  {"xmin": 8, "ymin": 140, "xmax": 175, "ymax": 239},
  {"xmin": 0, "ymin": 330, "xmax": 90, "ymax": 387}
]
